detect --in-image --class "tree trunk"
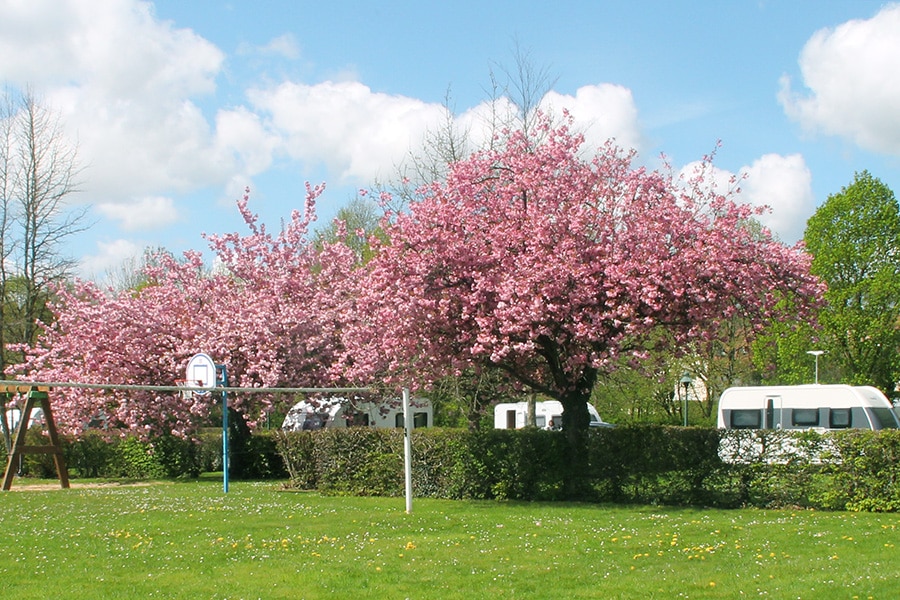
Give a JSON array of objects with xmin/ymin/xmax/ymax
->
[{"xmin": 559, "ymin": 366, "xmax": 597, "ymax": 500}]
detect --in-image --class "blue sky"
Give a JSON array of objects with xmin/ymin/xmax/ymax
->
[{"xmin": 1, "ymin": 0, "xmax": 898, "ymax": 281}]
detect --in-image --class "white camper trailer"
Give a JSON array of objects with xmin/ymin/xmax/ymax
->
[
  {"xmin": 3, "ymin": 407, "xmax": 43, "ymax": 431},
  {"xmin": 493, "ymin": 400, "xmax": 612, "ymax": 430},
  {"xmin": 282, "ymin": 397, "xmax": 433, "ymax": 431},
  {"xmin": 717, "ymin": 384, "xmax": 900, "ymax": 431}
]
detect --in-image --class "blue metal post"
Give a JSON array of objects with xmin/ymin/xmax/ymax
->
[{"xmin": 218, "ymin": 364, "xmax": 229, "ymax": 493}]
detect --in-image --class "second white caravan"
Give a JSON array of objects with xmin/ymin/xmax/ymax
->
[
  {"xmin": 494, "ymin": 400, "xmax": 612, "ymax": 430},
  {"xmin": 717, "ymin": 384, "xmax": 900, "ymax": 431}
]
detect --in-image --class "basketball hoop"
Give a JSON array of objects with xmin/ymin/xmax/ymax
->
[{"xmin": 185, "ymin": 353, "xmax": 217, "ymax": 396}]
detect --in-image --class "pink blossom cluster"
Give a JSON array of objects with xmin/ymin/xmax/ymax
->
[{"xmin": 19, "ymin": 185, "xmax": 357, "ymax": 437}]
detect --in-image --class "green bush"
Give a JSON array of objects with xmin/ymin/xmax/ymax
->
[
  {"xmin": 821, "ymin": 429, "xmax": 900, "ymax": 511},
  {"xmin": 20, "ymin": 427, "xmax": 64, "ymax": 478},
  {"xmin": 65, "ymin": 430, "xmax": 117, "ymax": 478},
  {"xmin": 111, "ymin": 436, "xmax": 166, "ymax": 479},
  {"xmin": 316, "ymin": 428, "xmax": 404, "ymax": 496},
  {"xmin": 236, "ymin": 431, "xmax": 287, "ymax": 480},
  {"xmin": 587, "ymin": 425, "xmax": 723, "ymax": 505},
  {"xmin": 275, "ymin": 430, "xmax": 317, "ymax": 488},
  {"xmin": 2, "ymin": 424, "xmax": 280, "ymax": 482}
]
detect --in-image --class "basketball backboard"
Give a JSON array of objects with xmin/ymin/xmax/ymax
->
[{"xmin": 185, "ymin": 353, "xmax": 217, "ymax": 394}]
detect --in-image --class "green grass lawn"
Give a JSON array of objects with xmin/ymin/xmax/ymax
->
[{"xmin": 0, "ymin": 478, "xmax": 898, "ymax": 599}]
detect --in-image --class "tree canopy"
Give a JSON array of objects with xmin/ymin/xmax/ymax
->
[
  {"xmin": 341, "ymin": 118, "xmax": 824, "ymax": 434},
  {"xmin": 18, "ymin": 185, "xmax": 356, "ymax": 437},
  {"xmin": 803, "ymin": 170, "xmax": 900, "ymax": 392}
]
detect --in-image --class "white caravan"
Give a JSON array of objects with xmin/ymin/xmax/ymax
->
[
  {"xmin": 3, "ymin": 407, "xmax": 43, "ymax": 431},
  {"xmin": 282, "ymin": 397, "xmax": 432, "ymax": 431},
  {"xmin": 716, "ymin": 384, "xmax": 900, "ymax": 431},
  {"xmin": 494, "ymin": 400, "xmax": 612, "ymax": 430}
]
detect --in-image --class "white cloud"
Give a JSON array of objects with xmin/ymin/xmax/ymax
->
[
  {"xmin": 679, "ymin": 154, "xmax": 814, "ymax": 244},
  {"xmin": 739, "ymin": 154, "xmax": 815, "ymax": 244},
  {"xmin": 239, "ymin": 33, "xmax": 301, "ymax": 60},
  {"xmin": 779, "ymin": 4, "xmax": 900, "ymax": 156},
  {"xmin": 448, "ymin": 84, "xmax": 645, "ymax": 158},
  {"xmin": 541, "ymin": 84, "xmax": 645, "ymax": 153},
  {"xmin": 453, "ymin": 96, "xmax": 519, "ymax": 151},
  {"xmin": 0, "ymin": 0, "xmax": 652, "ymax": 230},
  {"xmin": 0, "ymin": 0, "xmax": 271, "ymax": 208},
  {"xmin": 79, "ymin": 238, "xmax": 142, "ymax": 280},
  {"xmin": 97, "ymin": 196, "xmax": 180, "ymax": 231},
  {"xmin": 214, "ymin": 106, "xmax": 280, "ymax": 176},
  {"xmin": 245, "ymin": 78, "xmax": 647, "ymax": 190},
  {"xmin": 248, "ymin": 80, "xmax": 445, "ymax": 183}
]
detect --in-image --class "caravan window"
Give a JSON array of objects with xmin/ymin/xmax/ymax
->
[
  {"xmin": 791, "ymin": 409, "xmax": 819, "ymax": 427},
  {"xmin": 413, "ymin": 412, "xmax": 429, "ymax": 428},
  {"xmin": 346, "ymin": 412, "xmax": 370, "ymax": 427},
  {"xmin": 829, "ymin": 408, "xmax": 852, "ymax": 429},
  {"xmin": 302, "ymin": 414, "xmax": 326, "ymax": 430},
  {"xmin": 394, "ymin": 412, "xmax": 431, "ymax": 428},
  {"xmin": 868, "ymin": 407, "xmax": 900, "ymax": 430},
  {"xmin": 730, "ymin": 409, "xmax": 761, "ymax": 429}
]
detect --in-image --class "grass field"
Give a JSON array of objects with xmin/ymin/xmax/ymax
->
[{"xmin": 0, "ymin": 478, "xmax": 898, "ymax": 599}]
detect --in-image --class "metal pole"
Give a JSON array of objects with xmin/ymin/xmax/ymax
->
[
  {"xmin": 0, "ymin": 379, "xmax": 372, "ymax": 395},
  {"xmin": 402, "ymin": 387, "xmax": 413, "ymax": 514},
  {"xmin": 219, "ymin": 365, "xmax": 229, "ymax": 494},
  {"xmin": 806, "ymin": 350, "xmax": 824, "ymax": 384},
  {"xmin": 679, "ymin": 372, "xmax": 692, "ymax": 427}
]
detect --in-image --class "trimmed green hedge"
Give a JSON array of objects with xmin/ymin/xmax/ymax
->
[
  {"xmin": 275, "ymin": 426, "xmax": 722, "ymax": 503},
  {"xmin": 275, "ymin": 426, "xmax": 900, "ymax": 511},
  {"xmin": 6, "ymin": 424, "xmax": 900, "ymax": 511}
]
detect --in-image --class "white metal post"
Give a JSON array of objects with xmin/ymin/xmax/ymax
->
[
  {"xmin": 402, "ymin": 387, "xmax": 413, "ymax": 514},
  {"xmin": 219, "ymin": 364, "xmax": 229, "ymax": 494}
]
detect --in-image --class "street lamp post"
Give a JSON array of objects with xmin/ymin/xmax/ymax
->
[
  {"xmin": 807, "ymin": 350, "xmax": 824, "ymax": 384},
  {"xmin": 679, "ymin": 372, "xmax": 693, "ymax": 427}
]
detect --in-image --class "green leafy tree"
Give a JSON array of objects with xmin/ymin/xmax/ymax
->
[
  {"xmin": 428, "ymin": 367, "xmax": 511, "ymax": 430},
  {"xmin": 751, "ymin": 317, "xmax": 824, "ymax": 384},
  {"xmin": 313, "ymin": 195, "xmax": 383, "ymax": 266},
  {"xmin": 804, "ymin": 171, "xmax": 900, "ymax": 394}
]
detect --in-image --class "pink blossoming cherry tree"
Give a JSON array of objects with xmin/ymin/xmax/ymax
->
[
  {"xmin": 20, "ymin": 184, "xmax": 357, "ymax": 438},
  {"xmin": 343, "ymin": 118, "xmax": 823, "ymax": 443}
]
